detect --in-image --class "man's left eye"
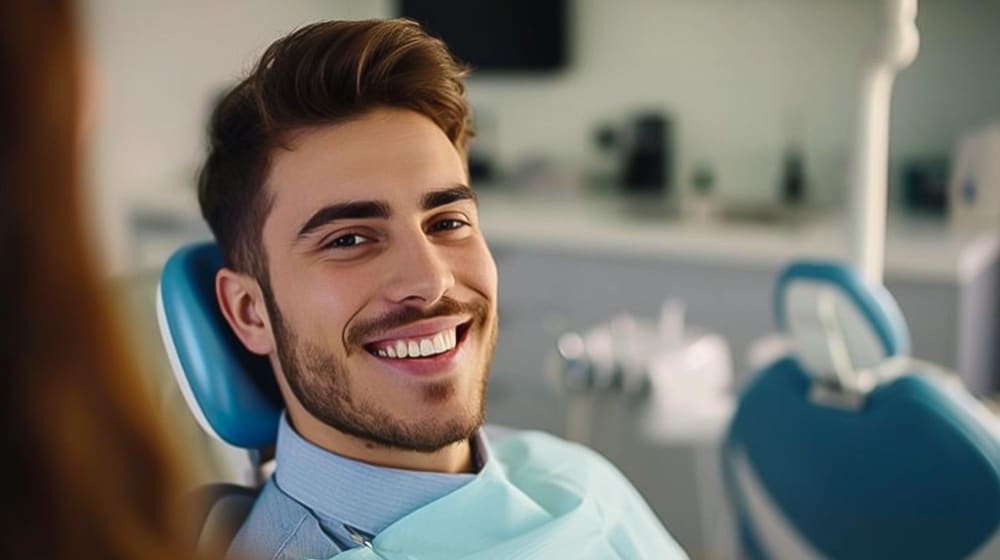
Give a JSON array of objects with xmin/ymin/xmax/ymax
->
[{"xmin": 431, "ymin": 219, "xmax": 469, "ymax": 232}]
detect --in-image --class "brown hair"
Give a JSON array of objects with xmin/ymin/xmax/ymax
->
[
  {"xmin": 198, "ymin": 18, "xmax": 473, "ymax": 281},
  {"xmin": 0, "ymin": 1, "xmax": 194, "ymax": 558}
]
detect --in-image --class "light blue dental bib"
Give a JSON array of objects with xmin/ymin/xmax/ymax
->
[{"xmin": 325, "ymin": 431, "xmax": 687, "ymax": 560}]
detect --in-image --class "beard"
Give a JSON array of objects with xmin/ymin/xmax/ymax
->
[{"xmin": 262, "ymin": 289, "xmax": 496, "ymax": 453}]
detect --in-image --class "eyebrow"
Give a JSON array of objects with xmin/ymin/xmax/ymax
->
[
  {"xmin": 422, "ymin": 184, "xmax": 478, "ymax": 210},
  {"xmin": 296, "ymin": 184, "xmax": 477, "ymax": 239},
  {"xmin": 297, "ymin": 200, "xmax": 391, "ymax": 238}
]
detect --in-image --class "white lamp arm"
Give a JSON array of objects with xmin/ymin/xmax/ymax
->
[{"xmin": 851, "ymin": 0, "xmax": 920, "ymax": 285}]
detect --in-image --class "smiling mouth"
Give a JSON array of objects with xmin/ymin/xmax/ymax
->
[{"xmin": 364, "ymin": 321, "xmax": 472, "ymax": 360}]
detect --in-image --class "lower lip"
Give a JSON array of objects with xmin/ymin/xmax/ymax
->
[{"xmin": 367, "ymin": 336, "xmax": 467, "ymax": 377}]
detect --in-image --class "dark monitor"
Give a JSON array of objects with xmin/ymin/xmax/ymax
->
[{"xmin": 398, "ymin": 0, "xmax": 569, "ymax": 73}]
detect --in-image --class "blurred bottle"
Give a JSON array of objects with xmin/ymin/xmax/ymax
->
[
  {"xmin": 781, "ymin": 145, "xmax": 807, "ymax": 206},
  {"xmin": 686, "ymin": 162, "xmax": 719, "ymax": 223}
]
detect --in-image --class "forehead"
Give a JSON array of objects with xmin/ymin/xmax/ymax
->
[{"xmin": 264, "ymin": 108, "xmax": 467, "ymax": 224}]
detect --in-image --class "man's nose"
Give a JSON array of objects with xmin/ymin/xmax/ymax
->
[{"xmin": 382, "ymin": 235, "xmax": 455, "ymax": 306}]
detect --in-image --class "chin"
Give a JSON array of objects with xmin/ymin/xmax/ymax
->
[{"xmin": 415, "ymin": 388, "xmax": 484, "ymax": 425}]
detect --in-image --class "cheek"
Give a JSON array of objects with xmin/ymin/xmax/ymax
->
[
  {"xmin": 459, "ymin": 241, "xmax": 498, "ymax": 300},
  {"xmin": 276, "ymin": 266, "xmax": 372, "ymax": 341}
]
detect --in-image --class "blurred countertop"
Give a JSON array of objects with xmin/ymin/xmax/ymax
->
[
  {"xmin": 477, "ymin": 192, "xmax": 1000, "ymax": 284},
  {"xmin": 127, "ymin": 188, "xmax": 1000, "ymax": 284}
]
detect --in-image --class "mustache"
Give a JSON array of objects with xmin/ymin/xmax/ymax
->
[{"xmin": 346, "ymin": 296, "xmax": 490, "ymax": 349}]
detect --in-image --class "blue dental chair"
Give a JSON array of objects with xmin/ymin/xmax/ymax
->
[
  {"xmin": 156, "ymin": 241, "xmax": 283, "ymax": 551},
  {"xmin": 722, "ymin": 261, "xmax": 1000, "ymax": 560}
]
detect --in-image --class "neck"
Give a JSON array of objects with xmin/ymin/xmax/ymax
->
[{"xmin": 288, "ymin": 408, "xmax": 475, "ymax": 474}]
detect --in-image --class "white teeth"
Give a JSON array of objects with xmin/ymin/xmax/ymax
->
[{"xmin": 374, "ymin": 326, "xmax": 461, "ymax": 359}]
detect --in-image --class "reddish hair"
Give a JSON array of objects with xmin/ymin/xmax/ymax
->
[{"xmin": 0, "ymin": 1, "xmax": 194, "ymax": 558}]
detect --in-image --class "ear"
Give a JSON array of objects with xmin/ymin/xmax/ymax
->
[{"xmin": 216, "ymin": 267, "xmax": 274, "ymax": 356}]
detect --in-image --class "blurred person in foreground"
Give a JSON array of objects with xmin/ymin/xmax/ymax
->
[
  {"xmin": 203, "ymin": 18, "xmax": 687, "ymax": 559},
  {"xmin": 0, "ymin": 1, "xmax": 203, "ymax": 558}
]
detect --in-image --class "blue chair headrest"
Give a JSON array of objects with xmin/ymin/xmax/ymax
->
[
  {"xmin": 726, "ymin": 356, "xmax": 1000, "ymax": 559},
  {"xmin": 773, "ymin": 261, "xmax": 910, "ymax": 384},
  {"xmin": 156, "ymin": 241, "xmax": 282, "ymax": 449}
]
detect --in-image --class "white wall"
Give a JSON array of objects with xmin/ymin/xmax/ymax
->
[
  {"xmin": 466, "ymin": 0, "xmax": 999, "ymax": 205},
  {"xmin": 82, "ymin": 0, "xmax": 1000, "ymax": 272},
  {"xmin": 892, "ymin": 0, "xmax": 1000, "ymax": 159}
]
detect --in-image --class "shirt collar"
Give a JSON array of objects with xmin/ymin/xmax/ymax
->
[{"xmin": 273, "ymin": 413, "xmax": 490, "ymax": 540}]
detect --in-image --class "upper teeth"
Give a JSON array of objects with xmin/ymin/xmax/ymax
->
[{"xmin": 374, "ymin": 328, "xmax": 458, "ymax": 359}]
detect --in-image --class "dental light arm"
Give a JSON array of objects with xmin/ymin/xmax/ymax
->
[{"xmin": 851, "ymin": 0, "xmax": 919, "ymax": 285}]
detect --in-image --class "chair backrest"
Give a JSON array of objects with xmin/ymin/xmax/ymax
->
[
  {"xmin": 723, "ymin": 260, "xmax": 1000, "ymax": 560},
  {"xmin": 156, "ymin": 241, "xmax": 282, "ymax": 450}
]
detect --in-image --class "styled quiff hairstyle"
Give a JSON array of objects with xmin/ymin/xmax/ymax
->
[{"xmin": 198, "ymin": 18, "xmax": 472, "ymax": 281}]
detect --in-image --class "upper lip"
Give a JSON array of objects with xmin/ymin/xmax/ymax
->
[{"xmin": 362, "ymin": 315, "xmax": 471, "ymax": 346}]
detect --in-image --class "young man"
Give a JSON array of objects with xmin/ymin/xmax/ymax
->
[{"xmin": 201, "ymin": 18, "xmax": 687, "ymax": 559}]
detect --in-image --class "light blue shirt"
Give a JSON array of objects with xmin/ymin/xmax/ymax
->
[{"xmin": 274, "ymin": 414, "xmax": 487, "ymax": 550}]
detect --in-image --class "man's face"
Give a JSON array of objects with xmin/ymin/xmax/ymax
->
[{"xmin": 259, "ymin": 107, "xmax": 498, "ymax": 452}]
